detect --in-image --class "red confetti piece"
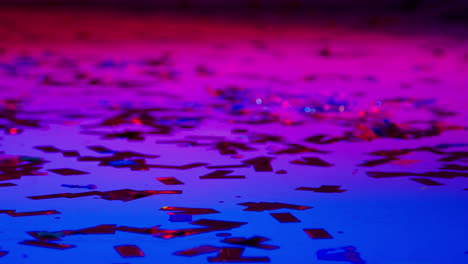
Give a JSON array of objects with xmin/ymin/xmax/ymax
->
[
  {"xmin": 269, "ymin": 212, "xmax": 300, "ymax": 223},
  {"xmin": 0, "ymin": 209, "xmax": 60, "ymax": 217},
  {"xmin": 48, "ymin": 168, "xmax": 89, "ymax": 176},
  {"xmin": 296, "ymin": 185, "xmax": 346, "ymax": 193},
  {"xmin": 214, "ymin": 141, "xmax": 256, "ymax": 155},
  {"xmin": 160, "ymin": 206, "xmax": 220, "ymax": 215},
  {"xmin": 410, "ymin": 178, "xmax": 443, "ymax": 186},
  {"xmin": 34, "ymin": 146, "xmax": 61, "ymax": 153},
  {"xmin": 114, "ymin": 245, "xmax": 145, "ymax": 258},
  {"xmin": 304, "ymin": 134, "xmax": 344, "ymax": 144},
  {"xmin": 149, "ymin": 162, "xmax": 208, "ymax": 170},
  {"xmin": 174, "ymin": 245, "xmax": 220, "ymax": 256},
  {"xmin": 291, "ymin": 157, "xmax": 334, "ymax": 167},
  {"xmin": 0, "ymin": 182, "xmax": 16, "ymax": 187},
  {"xmin": 118, "ymin": 219, "xmax": 247, "ymax": 239},
  {"xmin": 358, "ymin": 157, "xmax": 398, "ymax": 167},
  {"xmin": 75, "ymin": 224, "xmax": 117, "ymax": 234},
  {"xmin": 61, "ymin": 151, "xmax": 80, "ymax": 157},
  {"xmin": 304, "ymin": 228, "xmax": 333, "ymax": 239},
  {"xmin": 200, "ymin": 170, "xmax": 245, "ymax": 179},
  {"xmin": 270, "ymin": 144, "xmax": 328, "ymax": 155},
  {"xmin": 87, "ymin": 146, "xmax": 115, "ymax": 153},
  {"xmin": 27, "ymin": 231, "xmax": 64, "ymax": 241},
  {"xmin": 439, "ymin": 164, "xmax": 468, "ymax": 171},
  {"xmin": 28, "ymin": 189, "xmax": 182, "ymax": 201},
  {"xmin": 20, "ymin": 240, "xmax": 75, "ymax": 249},
  {"xmin": 243, "ymin": 157, "xmax": 274, "ymax": 172},
  {"xmin": 0, "ymin": 251, "xmax": 7, "ymax": 257},
  {"xmin": 156, "ymin": 177, "xmax": 184, "ymax": 185},
  {"xmin": 239, "ymin": 202, "xmax": 312, "ymax": 212},
  {"xmin": 222, "ymin": 236, "xmax": 279, "ymax": 250}
]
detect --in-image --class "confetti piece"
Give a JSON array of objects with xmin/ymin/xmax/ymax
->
[
  {"xmin": 304, "ymin": 228, "xmax": 333, "ymax": 239},
  {"xmin": 174, "ymin": 245, "xmax": 220, "ymax": 257},
  {"xmin": 20, "ymin": 240, "xmax": 75, "ymax": 249},
  {"xmin": 0, "ymin": 251, "xmax": 7, "ymax": 257},
  {"xmin": 358, "ymin": 157, "xmax": 398, "ymax": 167},
  {"xmin": 243, "ymin": 157, "xmax": 274, "ymax": 172},
  {"xmin": 238, "ymin": 202, "xmax": 312, "ymax": 212},
  {"xmin": 439, "ymin": 164, "xmax": 468, "ymax": 171},
  {"xmin": 0, "ymin": 209, "xmax": 60, "ymax": 217},
  {"xmin": 114, "ymin": 245, "xmax": 145, "ymax": 258},
  {"xmin": 150, "ymin": 162, "xmax": 208, "ymax": 170},
  {"xmin": 270, "ymin": 144, "xmax": 328, "ymax": 155},
  {"xmin": 34, "ymin": 146, "xmax": 61, "ymax": 153},
  {"xmin": 61, "ymin": 151, "xmax": 80, "ymax": 157},
  {"xmin": 275, "ymin": 169, "xmax": 287, "ymax": 174},
  {"xmin": 156, "ymin": 177, "xmax": 184, "ymax": 185},
  {"xmin": 410, "ymin": 178, "xmax": 444, "ymax": 186},
  {"xmin": 48, "ymin": 168, "xmax": 89, "ymax": 176},
  {"xmin": 222, "ymin": 236, "xmax": 279, "ymax": 250},
  {"xmin": 270, "ymin": 212, "xmax": 300, "ymax": 223},
  {"xmin": 27, "ymin": 231, "xmax": 65, "ymax": 241},
  {"xmin": 291, "ymin": 157, "xmax": 334, "ymax": 167},
  {"xmin": 28, "ymin": 189, "xmax": 182, "ymax": 202},
  {"xmin": 296, "ymin": 185, "xmax": 346, "ymax": 193},
  {"xmin": 200, "ymin": 170, "xmax": 245, "ymax": 179},
  {"xmin": 160, "ymin": 206, "xmax": 220, "ymax": 215},
  {"xmin": 0, "ymin": 182, "xmax": 16, "ymax": 187}
]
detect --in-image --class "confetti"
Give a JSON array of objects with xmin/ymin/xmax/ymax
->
[
  {"xmin": 238, "ymin": 202, "xmax": 312, "ymax": 212},
  {"xmin": 160, "ymin": 206, "xmax": 220, "ymax": 215},
  {"xmin": 200, "ymin": 170, "xmax": 245, "ymax": 179},
  {"xmin": 243, "ymin": 157, "xmax": 274, "ymax": 172},
  {"xmin": 221, "ymin": 236, "xmax": 279, "ymax": 250},
  {"xmin": 296, "ymin": 185, "xmax": 346, "ymax": 193},
  {"xmin": 269, "ymin": 212, "xmax": 300, "ymax": 223},
  {"xmin": 48, "ymin": 168, "xmax": 89, "ymax": 176},
  {"xmin": 28, "ymin": 189, "xmax": 182, "ymax": 201},
  {"xmin": 114, "ymin": 245, "xmax": 145, "ymax": 258},
  {"xmin": 291, "ymin": 157, "xmax": 334, "ymax": 167},
  {"xmin": 0, "ymin": 182, "xmax": 16, "ymax": 187},
  {"xmin": 156, "ymin": 177, "xmax": 184, "ymax": 185},
  {"xmin": 304, "ymin": 228, "xmax": 333, "ymax": 239},
  {"xmin": 174, "ymin": 245, "xmax": 220, "ymax": 256},
  {"xmin": 0, "ymin": 209, "xmax": 60, "ymax": 217},
  {"xmin": 20, "ymin": 240, "xmax": 75, "ymax": 250},
  {"xmin": 410, "ymin": 178, "xmax": 444, "ymax": 186}
]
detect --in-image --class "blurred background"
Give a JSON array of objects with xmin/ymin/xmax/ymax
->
[{"xmin": 1, "ymin": 0, "xmax": 467, "ymax": 14}]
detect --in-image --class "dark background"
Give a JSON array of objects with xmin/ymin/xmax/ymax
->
[{"xmin": 1, "ymin": 0, "xmax": 467, "ymax": 11}]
